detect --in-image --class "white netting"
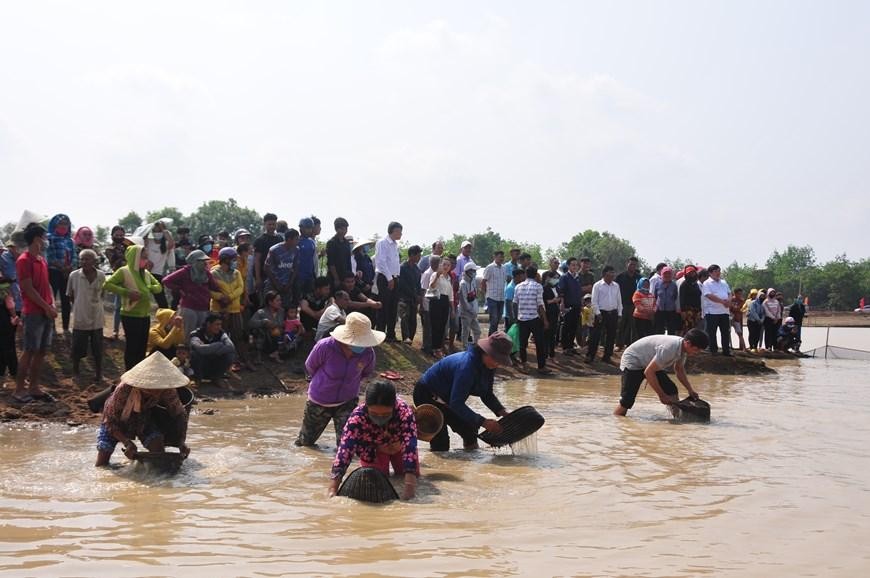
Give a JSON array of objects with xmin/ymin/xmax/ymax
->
[{"xmin": 804, "ymin": 346, "xmax": 870, "ymax": 360}]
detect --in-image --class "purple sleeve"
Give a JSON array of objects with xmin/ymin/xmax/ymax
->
[
  {"xmin": 361, "ymin": 349, "xmax": 376, "ymax": 378},
  {"xmin": 305, "ymin": 339, "xmax": 325, "ymax": 377}
]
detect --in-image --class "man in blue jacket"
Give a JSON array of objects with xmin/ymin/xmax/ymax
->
[{"xmin": 413, "ymin": 332, "xmax": 512, "ymax": 451}]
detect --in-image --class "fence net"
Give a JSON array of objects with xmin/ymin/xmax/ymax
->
[{"xmin": 804, "ymin": 345, "xmax": 870, "ymax": 360}]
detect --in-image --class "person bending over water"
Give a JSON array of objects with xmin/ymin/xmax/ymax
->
[
  {"xmin": 413, "ymin": 332, "xmax": 513, "ymax": 451},
  {"xmin": 614, "ymin": 329, "xmax": 709, "ymax": 416},
  {"xmin": 329, "ymin": 381, "xmax": 420, "ymax": 500}
]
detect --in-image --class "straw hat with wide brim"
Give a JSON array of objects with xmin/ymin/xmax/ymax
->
[
  {"xmin": 332, "ymin": 312, "xmax": 385, "ymax": 348},
  {"xmin": 120, "ymin": 352, "xmax": 191, "ymax": 390},
  {"xmin": 353, "ymin": 239, "xmax": 374, "ymax": 252},
  {"xmin": 414, "ymin": 404, "xmax": 444, "ymax": 442}
]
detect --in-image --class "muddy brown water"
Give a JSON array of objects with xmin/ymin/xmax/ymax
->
[{"xmin": 1, "ymin": 359, "xmax": 869, "ymax": 577}]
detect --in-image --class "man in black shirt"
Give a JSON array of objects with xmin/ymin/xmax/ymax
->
[
  {"xmin": 615, "ymin": 257, "xmax": 641, "ymax": 348},
  {"xmin": 326, "ymin": 217, "xmax": 352, "ymax": 290},
  {"xmin": 253, "ymin": 213, "xmax": 282, "ymax": 304},
  {"xmin": 299, "ymin": 276, "xmax": 333, "ymax": 334},
  {"xmin": 398, "ymin": 245, "xmax": 423, "ymax": 343}
]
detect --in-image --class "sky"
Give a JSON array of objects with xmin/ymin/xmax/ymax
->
[{"xmin": 1, "ymin": 1, "xmax": 868, "ymax": 267}]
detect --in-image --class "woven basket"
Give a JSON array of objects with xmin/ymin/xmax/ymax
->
[
  {"xmin": 478, "ymin": 405, "xmax": 545, "ymax": 448},
  {"xmin": 337, "ymin": 467, "xmax": 399, "ymax": 503},
  {"xmin": 674, "ymin": 397, "xmax": 711, "ymax": 422},
  {"xmin": 134, "ymin": 451, "xmax": 184, "ymax": 474}
]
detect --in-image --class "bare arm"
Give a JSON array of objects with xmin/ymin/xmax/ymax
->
[{"xmin": 643, "ymin": 359, "xmax": 678, "ymax": 405}]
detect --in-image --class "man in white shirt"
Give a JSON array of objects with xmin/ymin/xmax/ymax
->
[
  {"xmin": 700, "ymin": 263, "xmax": 732, "ymax": 356},
  {"xmin": 419, "ymin": 255, "xmax": 441, "ymax": 354},
  {"xmin": 315, "ymin": 291, "xmax": 349, "ymax": 341},
  {"xmin": 587, "ymin": 265, "xmax": 623, "ymax": 364},
  {"xmin": 480, "ymin": 250, "xmax": 506, "ymax": 336},
  {"xmin": 373, "ymin": 221, "xmax": 402, "ymax": 342}
]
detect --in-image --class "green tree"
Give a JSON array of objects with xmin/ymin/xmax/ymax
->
[
  {"xmin": 94, "ymin": 225, "xmax": 110, "ymax": 245},
  {"xmin": 765, "ymin": 245, "xmax": 816, "ymax": 298},
  {"xmin": 437, "ymin": 228, "xmax": 543, "ymax": 266},
  {"xmin": 186, "ymin": 198, "xmax": 263, "ymax": 240},
  {"xmin": 145, "ymin": 206, "xmax": 186, "ymax": 228},
  {"xmin": 559, "ymin": 230, "xmax": 645, "ymax": 273},
  {"xmin": 118, "ymin": 211, "xmax": 143, "ymax": 233}
]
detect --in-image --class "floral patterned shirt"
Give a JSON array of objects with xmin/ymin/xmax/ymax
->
[{"xmin": 331, "ymin": 398, "xmax": 419, "ymax": 480}]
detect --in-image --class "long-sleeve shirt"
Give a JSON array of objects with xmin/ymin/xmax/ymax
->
[
  {"xmin": 458, "ymin": 276, "xmax": 479, "ymax": 316},
  {"xmin": 558, "ymin": 272, "xmax": 582, "ymax": 308},
  {"xmin": 330, "ymin": 398, "xmax": 419, "ymax": 480},
  {"xmin": 148, "ymin": 308, "xmax": 185, "ymax": 354},
  {"xmin": 654, "ymin": 281, "xmax": 679, "ymax": 312},
  {"xmin": 679, "ymin": 280, "xmax": 702, "ymax": 311},
  {"xmin": 102, "ymin": 383, "xmax": 187, "ymax": 444},
  {"xmin": 763, "ymin": 298, "xmax": 783, "ymax": 321},
  {"xmin": 417, "ymin": 346, "xmax": 505, "ymax": 427},
  {"xmin": 304, "ymin": 336, "xmax": 375, "ymax": 406},
  {"xmin": 591, "ymin": 279, "xmax": 622, "ymax": 316},
  {"xmin": 398, "ymin": 260, "xmax": 422, "ymax": 301},
  {"xmin": 0, "ymin": 250, "xmax": 21, "ymax": 312},
  {"xmin": 633, "ymin": 291, "xmax": 655, "ymax": 320},
  {"xmin": 190, "ymin": 328, "xmax": 235, "ymax": 356},
  {"xmin": 209, "ymin": 267, "xmax": 244, "ymax": 314},
  {"xmin": 161, "ymin": 266, "xmax": 220, "ymax": 312},
  {"xmin": 748, "ymin": 298, "xmax": 766, "ymax": 323},
  {"xmin": 373, "ymin": 237, "xmax": 400, "ymax": 279}
]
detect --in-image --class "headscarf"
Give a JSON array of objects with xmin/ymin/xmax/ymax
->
[
  {"xmin": 636, "ymin": 276, "xmax": 650, "ymax": 293},
  {"xmin": 190, "ymin": 259, "xmax": 208, "ymax": 284},
  {"xmin": 73, "ymin": 226, "xmax": 94, "ymax": 248}
]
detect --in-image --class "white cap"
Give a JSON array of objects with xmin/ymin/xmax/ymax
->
[{"xmin": 461, "ymin": 240, "xmax": 472, "ymax": 248}]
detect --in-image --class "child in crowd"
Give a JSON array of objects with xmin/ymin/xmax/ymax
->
[
  {"xmin": 281, "ymin": 306, "xmax": 303, "ymax": 359},
  {"xmin": 581, "ymin": 294, "xmax": 594, "ymax": 347},
  {"xmin": 730, "ymin": 288, "xmax": 747, "ymax": 351},
  {"xmin": 172, "ymin": 343, "xmax": 194, "ymax": 378}
]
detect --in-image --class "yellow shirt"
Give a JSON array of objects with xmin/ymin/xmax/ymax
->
[{"xmin": 210, "ymin": 266, "xmax": 244, "ymax": 314}]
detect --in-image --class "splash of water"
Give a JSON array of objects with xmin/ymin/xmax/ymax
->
[{"xmin": 509, "ymin": 432, "xmax": 538, "ymax": 455}]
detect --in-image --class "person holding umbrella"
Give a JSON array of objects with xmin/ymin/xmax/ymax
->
[{"xmin": 413, "ymin": 332, "xmax": 513, "ymax": 451}]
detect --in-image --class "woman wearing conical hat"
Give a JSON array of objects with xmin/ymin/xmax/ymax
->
[{"xmin": 94, "ymin": 353, "xmax": 191, "ymax": 467}]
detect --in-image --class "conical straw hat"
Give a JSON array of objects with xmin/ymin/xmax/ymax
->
[
  {"xmin": 120, "ymin": 352, "xmax": 190, "ymax": 390},
  {"xmin": 332, "ymin": 312, "xmax": 385, "ymax": 348}
]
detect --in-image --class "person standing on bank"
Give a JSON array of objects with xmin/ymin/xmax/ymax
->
[
  {"xmin": 614, "ymin": 257, "xmax": 641, "ymax": 349},
  {"xmin": 103, "ymin": 245, "xmax": 163, "ymax": 370},
  {"xmin": 480, "ymin": 250, "xmax": 506, "ymax": 336},
  {"xmin": 413, "ymin": 332, "xmax": 512, "ymax": 451},
  {"xmin": 701, "ymin": 264, "xmax": 732, "ymax": 356},
  {"xmin": 614, "ymin": 329, "xmax": 709, "ymax": 416},
  {"xmin": 587, "ymin": 265, "xmax": 622, "ymax": 364},
  {"xmin": 374, "ymin": 222, "xmax": 402, "ymax": 342},
  {"xmin": 295, "ymin": 312, "xmax": 384, "ymax": 447},
  {"xmin": 514, "ymin": 266, "xmax": 551, "ymax": 374}
]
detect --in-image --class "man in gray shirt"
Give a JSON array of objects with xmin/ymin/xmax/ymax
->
[{"xmin": 615, "ymin": 329, "xmax": 709, "ymax": 416}]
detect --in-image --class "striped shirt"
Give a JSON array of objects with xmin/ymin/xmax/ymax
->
[
  {"xmin": 482, "ymin": 262, "xmax": 506, "ymax": 301},
  {"xmin": 514, "ymin": 279, "xmax": 543, "ymax": 321}
]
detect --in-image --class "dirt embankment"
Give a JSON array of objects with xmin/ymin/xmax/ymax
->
[{"xmin": 1, "ymin": 320, "xmax": 787, "ymax": 425}]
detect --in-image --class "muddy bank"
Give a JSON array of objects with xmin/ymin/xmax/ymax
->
[{"xmin": 1, "ymin": 325, "xmax": 782, "ymax": 425}]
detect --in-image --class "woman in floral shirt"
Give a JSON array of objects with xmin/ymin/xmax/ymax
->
[{"xmin": 329, "ymin": 381, "xmax": 420, "ymax": 500}]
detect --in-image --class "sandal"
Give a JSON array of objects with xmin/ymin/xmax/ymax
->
[
  {"xmin": 11, "ymin": 394, "xmax": 35, "ymax": 404},
  {"xmin": 32, "ymin": 392, "xmax": 57, "ymax": 403}
]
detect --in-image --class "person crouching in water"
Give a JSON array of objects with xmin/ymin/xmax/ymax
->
[
  {"xmin": 413, "ymin": 332, "xmax": 513, "ymax": 451},
  {"xmin": 614, "ymin": 328, "xmax": 709, "ymax": 416},
  {"xmin": 295, "ymin": 312, "xmax": 384, "ymax": 447},
  {"xmin": 328, "ymin": 380, "xmax": 420, "ymax": 500},
  {"xmin": 95, "ymin": 352, "xmax": 191, "ymax": 466}
]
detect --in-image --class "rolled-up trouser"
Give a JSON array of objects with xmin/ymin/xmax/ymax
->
[
  {"xmin": 295, "ymin": 397, "xmax": 359, "ymax": 447},
  {"xmin": 413, "ymin": 381, "xmax": 479, "ymax": 451}
]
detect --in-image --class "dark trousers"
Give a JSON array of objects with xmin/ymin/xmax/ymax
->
[
  {"xmin": 545, "ymin": 306, "xmax": 559, "ymax": 357},
  {"xmin": 654, "ymin": 310, "xmax": 681, "ymax": 335},
  {"xmin": 587, "ymin": 310, "xmax": 618, "ymax": 360},
  {"xmin": 0, "ymin": 308, "xmax": 17, "ymax": 378},
  {"xmin": 428, "ymin": 296, "xmax": 450, "ymax": 351},
  {"xmin": 616, "ymin": 303, "xmax": 635, "ymax": 347},
  {"xmin": 634, "ymin": 317, "xmax": 653, "ymax": 339},
  {"xmin": 413, "ymin": 382, "xmax": 479, "ymax": 451},
  {"xmin": 399, "ymin": 297, "xmax": 418, "ymax": 341},
  {"xmin": 72, "ymin": 328, "xmax": 103, "ymax": 376},
  {"xmin": 120, "ymin": 315, "xmax": 150, "ymax": 370},
  {"xmin": 151, "ymin": 274, "xmax": 169, "ymax": 309},
  {"xmin": 191, "ymin": 349, "xmax": 234, "ymax": 380},
  {"xmin": 747, "ymin": 320, "xmax": 763, "ymax": 349},
  {"xmin": 763, "ymin": 318, "xmax": 779, "ymax": 350},
  {"xmin": 561, "ymin": 305, "xmax": 580, "ymax": 350},
  {"xmin": 375, "ymin": 273, "xmax": 398, "ymax": 339},
  {"xmin": 49, "ymin": 268, "xmax": 71, "ymax": 331},
  {"xmin": 519, "ymin": 317, "xmax": 547, "ymax": 369},
  {"xmin": 486, "ymin": 298, "xmax": 503, "ymax": 336},
  {"xmin": 705, "ymin": 313, "xmax": 731, "ymax": 354}
]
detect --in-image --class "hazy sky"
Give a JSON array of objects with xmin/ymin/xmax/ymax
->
[{"xmin": 1, "ymin": 1, "xmax": 868, "ymax": 266}]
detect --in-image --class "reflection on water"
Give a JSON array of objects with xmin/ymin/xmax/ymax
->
[{"xmin": 2, "ymin": 360, "xmax": 870, "ymax": 576}]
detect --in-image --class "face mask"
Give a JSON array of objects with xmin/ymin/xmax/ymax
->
[
  {"xmin": 362, "ymin": 247, "xmax": 368, "ymax": 255},
  {"xmin": 229, "ymin": 261, "xmax": 238, "ymax": 271},
  {"xmin": 350, "ymin": 345, "xmax": 366, "ymax": 354},
  {"xmin": 152, "ymin": 232, "xmax": 164, "ymax": 241},
  {"xmin": 369, "ymin": 412, "xmax": 392, "ymax": 427},
  {"xmin": 548, "ymin": 278, "xmax": 558, "ymax": 286},
  {"xmin": 202, "ymin": 244, "xmax": 213, "ymax": 254},
  {"xmin": 55, "ymin": 226, "xmax": 68, "ymax": 236}
]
